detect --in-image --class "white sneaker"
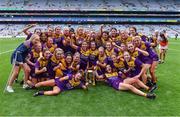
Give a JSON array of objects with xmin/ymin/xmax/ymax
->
[
  {"xmin": 23, "ymin": 84, "xmax": 29, "ymax": 89},
  {"xmin": 6, "ymin": 86, "xmax": 14, "ymax": 93}
]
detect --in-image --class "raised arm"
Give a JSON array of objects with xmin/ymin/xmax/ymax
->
[{"xmin": 23, "ymin": 24, "xmax": 37, "ymax": 35}]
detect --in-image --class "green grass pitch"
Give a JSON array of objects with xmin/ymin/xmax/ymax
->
[{"xmin": 0, "ymin": 38, "xmax": 180, "ymax": 116}]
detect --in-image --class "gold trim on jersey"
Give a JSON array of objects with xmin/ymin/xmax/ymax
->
[
  {"xmin": 120, "ymin": 37, "xmax": 132, "ymax": 45},
  {"xmin": 80, "ymin": 49, "xmax": 90, "ymax": 56},
  {"xmin": 51, "ymin": 55, "xmax": 60, "ymax": 65},
  {"xmin": 32, "ymin": 49, "xmax": 40, "ymax": 58},
  {"xmin": 130, "ymin": 50, "xmax": 139, "ymax": 58},
  {"xmin": 39, "ymin": 57, "xmax": 49, "ymax": 68},
  {"xmin": 98, "ymin": 54, "xmax": 107, "ymax": 63},
  {"xmin": 89, "ymin": 49, "xmax": 98, "ymax": 56},
  {"xmin": 105, "ymin": 72, "xmax": 118, "ymax": 78},
  {"xmin": 105, "ymin": 49, "xmax": 114, "ymax": 57},
  {"xmin": 127, "ymin": 57, "xmax": 136, "ymax": 68},
  {"xmin": 113, "ymin": 60, "xmax": 125, "ymax": 68},
  {"xmin": 69, "ymin": 78, "xmax": 81, "ymax": 87}
]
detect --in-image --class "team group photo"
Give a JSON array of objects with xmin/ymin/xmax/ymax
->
[{"xmin": 0, "ymin": 0, "xmax": 179, "ymax": 116}]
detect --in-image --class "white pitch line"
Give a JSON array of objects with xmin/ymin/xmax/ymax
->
[
  {"xmin": 168, "ymin": 48, "xmax": 180, "ymax": 52},
  {"xmin": 0, "ymin": 49, "xmax": 14, "ymax": 55}
]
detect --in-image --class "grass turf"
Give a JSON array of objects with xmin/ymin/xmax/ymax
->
[{"xmin": 0, "ymin": 38, "xmax": 180, "ymax": 116}]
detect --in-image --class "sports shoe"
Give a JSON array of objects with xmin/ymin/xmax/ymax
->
[
  {"xmin": 33, "ymin": 91, "xmax": 44, "ymax": 97},
  {"xmin": 149, "ymin": 84, "xmax": 157, "ymax": 93},
  {"xmin": 33, "ymin": 92, "xmax": 40, "ymax": 97},
  {"xmin": 23, "ymin": 84, "xmax": 29, "ymax": 89},
  {"xmin": 6, "ymin": 86, "xmax": 14, "ymax": 93},
  {"xmin": 146, "ymin": 79, "xmax": 153, "ymax": 87},
  {"xmin": 146, "ymin": 93, "xmax": 156, "ymax": 99},
  {"xmin": 158, "ymin": 60, "xmax": 161, "ymax": 64}
]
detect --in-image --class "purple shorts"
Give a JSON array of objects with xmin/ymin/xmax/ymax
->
[
  {"xmin": 143, "ymin": 59, "xmax": 153, "ymax": 65},
  {"xmin": 54, "ymin": 78, "xmax": 65, "ymax": 91},
  {"xmin": 152, "ymin": 54, "xmax": 159, "ymax": 61},
  {"xmin": 107, "ymin": 77, "xmax": 124, "ymax": 90}
]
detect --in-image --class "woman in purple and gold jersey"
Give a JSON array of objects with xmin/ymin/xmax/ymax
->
[{"xmin": 33, "ymin": 71, "xmax": 87, "ymax": 96}]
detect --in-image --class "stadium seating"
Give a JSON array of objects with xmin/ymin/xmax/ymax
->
[
  {"xmin": 0, "ymin": 0, "xmax": 179, "ymax": 11},
  {"xmin": 0, "ymin": 24, "xmax": 179, "ymax": 37},
  {"xmin": 0, "ymin": 0, "xmax": 179, "ymax": 37}
]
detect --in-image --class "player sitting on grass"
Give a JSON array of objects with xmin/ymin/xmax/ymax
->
[
  {"xmin": 98, "ymin": 65, "xmax": 156, "ymax": 99},
  {"xmin": 33, "ymin": 71, "xmax": 88, "ymax": 96}
]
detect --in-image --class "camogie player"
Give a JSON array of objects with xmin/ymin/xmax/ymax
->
[
  {"xmin": 39, "ymin": 32, "xmax": 48, "ymax": 45},
  {"xmin": 133, "ymin": 36, "xmax": 158, "ymax": 88},
  {"xmin": 105, "ymin": 41, "xmax": 119, "ymax": 64},
  {"xmin": 95, "ymin": 46, "xmax": 108, "ymax": 81},
  {"xmin": 129, "ymin": 26, "xmax": 148, "ymax": 42},
  {"xmin": 127, "ymin": 42, "xmax": 150, "ymax": 84},
  {"xmin": 119, "ymin": 30, "xmax": 132, "ymax": 45},
  {"xmin": 34, "ymin": 49, "xmax": 52, "ymax": 82},
  {"xmin": 22, "ymin": 24, "xmax": 41, "ymax": 40},
  {"xmin": 149, "ymin": 34, "xmax": 158, "ymax": 53},
  {"xmin": 110, "ymin": 53, "xmax": 126, "ymax": 78},
  {"xmin": 54, "ymin": 26, "xmax": 62, "ymax": 39},
  {"xmin": 110, "ymin": 27, "xmax": 121, "ymax": 46},
  {"xmin": 70, "ymin": 52, "xmax": 81, "ymax": 73},
  {"xmin": 123, "ymin": 51, "xmax": 146, "ymax": 80},
  {"xmin": 70, "ymin": 41, "xmax": 90, "ymax": 71},
  {"xmin": 46, "ymin": 27, "xmax": 54, "ymax": 38},
  {"xmin": 89, "ymin": 41, "xmax": 98, "ymax": 70},
  {"xmin": 60, "ymin": 29, "xmax": 75, "ymax": 54},
  {"xmin": 98, "ymin": 65, "xmax": 156, "ymax": 99},
  {"xmin": 33, "ymin": 71, "xmax": 87, "ymax": 96},
  {"xmin": 6, "ymin": 34, "xmax": 40, "ymax": 92},
  {"xmin": 75, "ymin": 26, "xmax": 86, "ymax": 46},
  {"xmin": 86, "ymin": 41, "xmax": 98, "ymax": 85},
  {"xmin": 43, "ymin": 37, "xmax": 57, "ymax": 54},
  {"xmin": 26, "ymin": 42, "xmax": 42, "ymax": 88},
  {"xmin": 49, "ymin": 48, "xmax": 66, "ymax": 78}
]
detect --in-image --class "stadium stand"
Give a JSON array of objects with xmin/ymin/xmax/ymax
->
[
  {"xmin": 0, "ymin": 24, "xmax": 179, "ymax": 37},
  {"xmin": 0, "ymin": 0, "xmax": 179, "ymax": 11},
  {"xmin": 0, "ymin": 0, "xmax": 179, "ymax": 37}
]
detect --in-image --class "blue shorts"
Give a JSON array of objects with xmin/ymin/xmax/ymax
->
[{"xmin": 11, "ymin": 51, "xmax": 27, "ymax": 65}]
